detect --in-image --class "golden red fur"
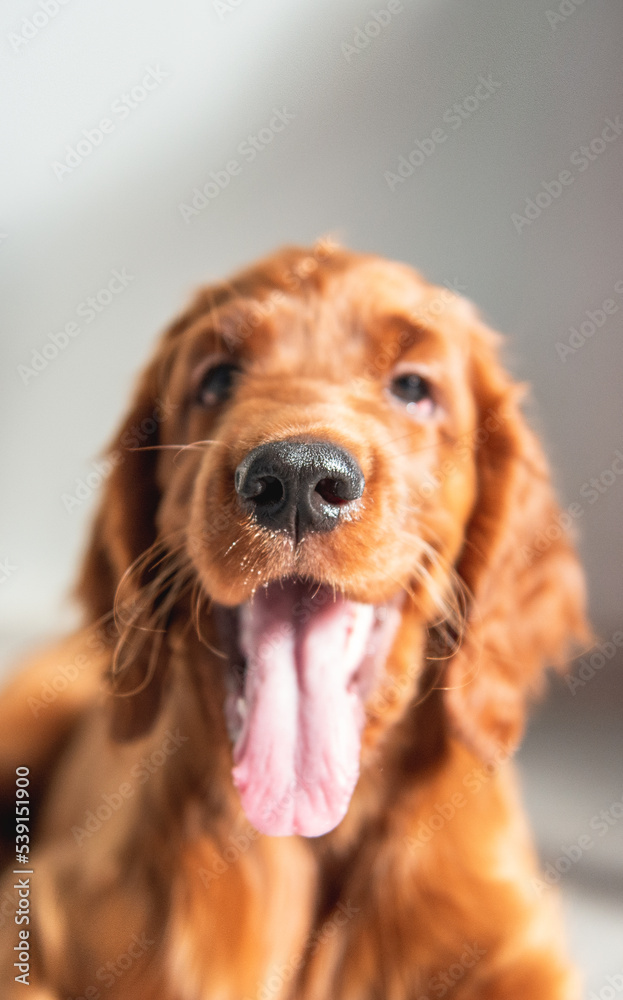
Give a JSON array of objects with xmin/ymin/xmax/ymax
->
[{"xmin": 0, "ymin": 242, "xmax": 588, "ymax": 997}]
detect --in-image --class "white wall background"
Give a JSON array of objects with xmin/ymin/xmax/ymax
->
[{"xmin": 2, "ymin": 0, "xmax": 622, "ymax": 643}]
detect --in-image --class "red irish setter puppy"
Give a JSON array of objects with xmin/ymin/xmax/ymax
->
[{"xmin": 0, "ymin": 242, "xmax": 587, "ymax": 998}]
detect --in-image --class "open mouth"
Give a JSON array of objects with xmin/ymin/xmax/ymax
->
[{"xmin": 216, "ymin": 577, "xmax": 403, "ymax": 838}]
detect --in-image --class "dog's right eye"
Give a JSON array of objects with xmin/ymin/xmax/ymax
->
[
  {"xmin": 196, "ymin": 363, "xmax": 240, "ymax": 407},
  {"xmin": 388, "ymin": 372, "xmax": 436, "ymax": 418}
]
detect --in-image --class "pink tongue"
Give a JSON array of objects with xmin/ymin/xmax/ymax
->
[{"xmin": 231, "ymin": 581, "xmax": 375, "ymax": 837}]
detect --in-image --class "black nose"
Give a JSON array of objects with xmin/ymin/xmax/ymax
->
[{"xmin": 234, "ymin": 440, "xmax": 365, "ymax": 538}]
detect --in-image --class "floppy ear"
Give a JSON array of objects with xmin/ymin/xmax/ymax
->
[
  {"xmin": 76, "ymin": 360, "xmax": 172, "ymax": 742},
  {"xmin": 444, "ymin": 322, "xmax": 589, "ymax": 759}
]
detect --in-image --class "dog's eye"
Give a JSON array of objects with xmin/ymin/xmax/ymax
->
[
  {"xmin": 196, "ymin": 363, "xmax": 240, "ymax": 407},
  {"xmin": 389, "ymin": 373, "xmax": 435, "ymax": 416}
]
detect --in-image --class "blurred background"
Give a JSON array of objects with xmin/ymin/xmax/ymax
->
[{"xmin": 1, "ymin": 0, "xmax": 621, "ymax": 988}]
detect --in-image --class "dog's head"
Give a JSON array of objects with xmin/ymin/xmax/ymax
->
[{"xmin": 78, "ymin": 243, "xmax": 587, "ymax": 836}]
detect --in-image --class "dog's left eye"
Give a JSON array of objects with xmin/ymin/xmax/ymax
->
[
  {"xmin": 389, "ymin": 373, "xmax": 435, "ymax": 415},
  {"xmin": 196, "ymin": 363, "xmax": 240, "ymax": 407}
]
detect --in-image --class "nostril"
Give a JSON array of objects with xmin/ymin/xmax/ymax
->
[
  {"xmin": 315, "ymin": 478, "xmax": 351, "ymax": 506},
  {"xmin": 252, "ymin": 476, "xmax": 284, "ymax": 507},
  {"xmin": 235, "ymin": 439, "xmax": 364, "ymax": 536}
]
